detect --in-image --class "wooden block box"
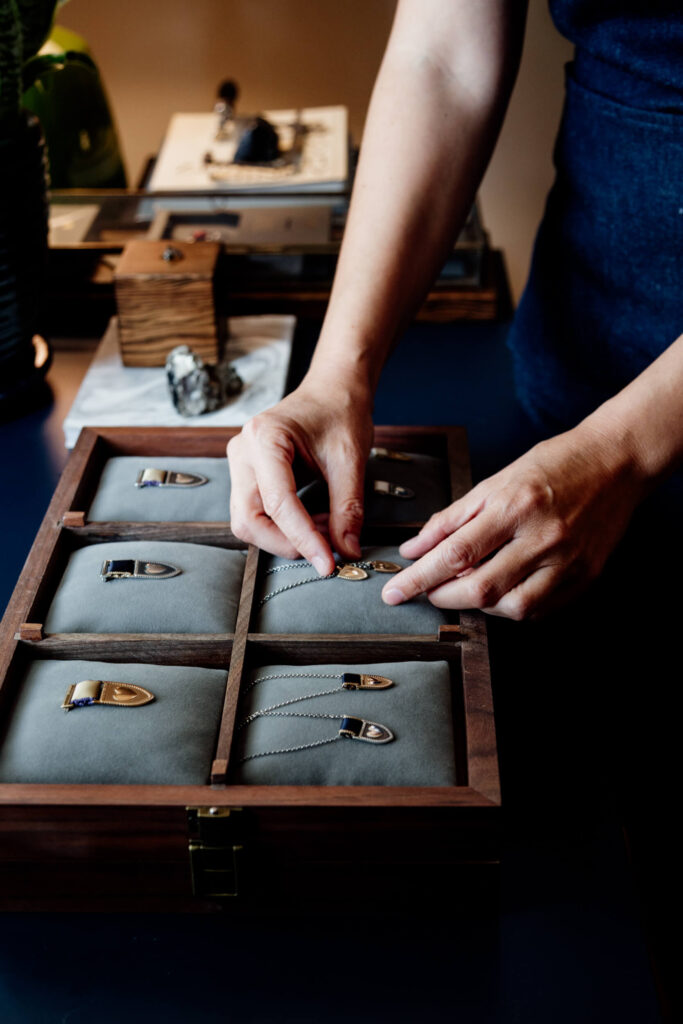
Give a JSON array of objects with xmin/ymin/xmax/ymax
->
[
  {"xmin": 114, "ymin": 240, "xmax": 223, "ymax": 366},
  {"xmin": 0, "ymin": 426, "xmax": 500, "ymax": 912}
]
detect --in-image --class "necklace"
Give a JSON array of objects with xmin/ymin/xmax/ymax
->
[
  {"xmin": 259, "ymin": 559, "xmax": 402, "ymax": 606},
  {"xmin": 237, "ymin": 670, "xmax": 395, "ymax": 761},
  {"xmin": 238, "ymin": 712, "xmax": 394, "ymax": 762},
  {"xmin": 237, "ymin": 670, "xmax": 394, "ymax": 729}
]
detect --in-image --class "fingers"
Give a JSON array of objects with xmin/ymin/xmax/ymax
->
[
  {"xmin": 426, "ymin": 540, "xmax": 546, "ymax": 613},
  {"xmin": 228, "ymin": 452, "xmax": 300, "ymax": 559},
  {"xmin": 382, "ymin": 510, "xmax": 511, "ymax": 606},
  {"xmin": 399, "ymin": 492, "xmax": 484, "ymax": 561},
  {"xmin": 228, "ymin": 434, "xmax": 335, "ymax": 573},
  {"xmin": 326, "ymin": 452, "xmax": 365, "ymax": 560}
]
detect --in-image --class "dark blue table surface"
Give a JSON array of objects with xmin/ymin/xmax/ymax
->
[{"xmin": 0, "ymin": 324, "xmax": 662, "ymax": 1023}]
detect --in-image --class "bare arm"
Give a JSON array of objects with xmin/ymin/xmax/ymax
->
[{"xmin": 228, "ymin": 0, "xmax": 527, "ymax": 570}]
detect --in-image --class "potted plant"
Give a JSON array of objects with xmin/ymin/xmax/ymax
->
[{"xmin": 0, "ymin": 0, "xmax": 58, "ymax": 413}]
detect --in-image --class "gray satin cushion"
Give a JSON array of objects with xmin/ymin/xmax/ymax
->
[
  {"xmin": 45, "ymin": 541, "xmax": 245, "ymax": 634},
  {"xmin": 298, "ymin": 451, "xmax": 450, "ymax": 523},
  {"xmin": 255, "ymin": 545, "xmax": 449, "ymax": 635},
  {"xmin": 232, "ymin": 660, "xmax": 455, "ymax": 786},
  {"xmin": 87, "ymin": 457, "xmax": 230, "ymax": 522},
  {"xmin": 0, "ymin": 660, "xmax": 227, "ymax": 785}
]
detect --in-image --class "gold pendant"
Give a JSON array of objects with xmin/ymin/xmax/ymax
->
[
  {"xmin": 342, "ymin": 672, "xmax": 394, "ymax": 690},
  {"xmin": 370, "ymin": 447, "xmax": 412, "ymax": 462},
  {"xmin": 369, "ymin": 561, "xmax": 402, "ymax": 573},
  {"xmin": 337, "ymin": 564, "xmax": 368, "ymax": 581}
]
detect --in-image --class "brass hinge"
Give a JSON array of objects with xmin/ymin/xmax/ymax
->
[{"xmin": 187, "ymin": 806, "xmax": 246, "ymax": 900}]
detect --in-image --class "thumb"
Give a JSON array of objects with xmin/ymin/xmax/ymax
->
[{"xmin": 327, "ymin": 453, "xmax": 366, "ymax": 560}]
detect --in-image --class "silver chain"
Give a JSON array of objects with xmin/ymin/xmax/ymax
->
[
  {"xmin": 265, "ymin": 561, "xmax": 375, "ymax": 574},
  {"xmin": 242, "ymin": 671, "xmax": 341, "ymax": 694},
  {"xmin": 237, "ymin": 687, "xmax": 345, "ymax": 729},
  {"xmin": 238, "ymin": 710, "xmax": 347, "ymax": 762},
  {"xmin": 259, "ymin": 561, "xmax": 376, "ymax": 606},
  {"xmin": 239, "ymin": 673, "xmax": 347, "ymax": 729}
]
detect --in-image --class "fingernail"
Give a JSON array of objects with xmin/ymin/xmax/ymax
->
[
  {"xmin": 383, "ymin": 587, "xmax": 406, "ymax": 606},
  {"xmin": 312, "ymin": 555, "xmax": 331, "ymax": 576},
  {"xmin": 344, "ymin": 532, "xmax": 361, "ymax": 558}
]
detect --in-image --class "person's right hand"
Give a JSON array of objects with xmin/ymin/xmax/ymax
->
[{"xmin": 227, "ymin": 374, "xmax": 374, "ymax": 575}]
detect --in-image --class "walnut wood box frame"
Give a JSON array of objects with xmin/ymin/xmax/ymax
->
[{"xmin": 0, "ymin": 426, "xmax": 500, "ymax": 912}]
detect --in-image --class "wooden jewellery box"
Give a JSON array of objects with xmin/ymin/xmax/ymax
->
[{"xmin": 0, "ymin": 426, "xmax": 500, "ymax": 912}]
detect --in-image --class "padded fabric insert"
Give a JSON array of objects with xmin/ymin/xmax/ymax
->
[
  {"xmin": 44, "ymin": 541, "xmax": 245, "ymax": 634},
  {"xmin": 0, "ymin": 660, "xmax": 227, "ymax": 785},
  {"xmin": 298, "ymin": 450, "xmax": 450, "ymax": 523},
  {"xmin": 232, "ymin": 660, "xmax": 456, "ymax": 786},
  {"xmin": 255, "ymin": 545, "xmax": 449, "ymax": 635},
  {"xmin": 87, "ymin": 456, "xmax": 230, "ymax": 522}
]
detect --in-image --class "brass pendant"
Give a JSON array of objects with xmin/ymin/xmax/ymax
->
[
  {"xmin": 62, "ymin": 679, "xmax": 155, "ymax": 711},
  {"xmin": 342, "ymin": 672, "xmax": 394, "ymax": 690},
  {"xmin": 370, "ymin": 447, "xmax": 412, "ymax": 462},
  {"xmin": 369, "ymin": 561, "xmax": 402, "ymax": 573},
  {"xmin": 337, "ymin": 564, "xmax": 369, "ymax": 580}
]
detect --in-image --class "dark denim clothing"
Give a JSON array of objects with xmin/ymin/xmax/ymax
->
[
  {"xmin": 550, "ymin": 0, "xmax": 683, "ymax": 100},
  {"xmin": 507, "ymin": 57, "xmax": 683, "ymax": 437}
]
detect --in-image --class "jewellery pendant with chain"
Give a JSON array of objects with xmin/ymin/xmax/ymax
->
[
  {"xmin": 260, "ymin": 560, "xmax": 402, "ymax": 605},
  {"xmin": 238, "ymin": 670, "xmax": 394, "ymax": 729}
]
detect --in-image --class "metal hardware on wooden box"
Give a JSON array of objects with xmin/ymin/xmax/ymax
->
[{"xmin": 187, "ymin": 807, "xmax": 246, "ymax": 900}]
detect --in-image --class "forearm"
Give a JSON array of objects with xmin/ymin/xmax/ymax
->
[
  {"xmin": 307, "ymin": 0, "xmax": 526, "ymax": 393},
  {"xmin": 582, "ymin": 332, "xmax": 683, "ymax": 490}
]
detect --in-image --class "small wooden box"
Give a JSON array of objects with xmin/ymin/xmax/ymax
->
[
  {"xmin": 0, "ymin": 426, "xmax": 500, "ymax": 912},
  {"xmin": 114, "ymin": 241, "xmax": 223, "ymax": 367}
]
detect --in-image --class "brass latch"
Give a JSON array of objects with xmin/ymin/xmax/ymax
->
[{"xmin": 187, "ymin": 806, "xmax": 245, "ymax": 899}]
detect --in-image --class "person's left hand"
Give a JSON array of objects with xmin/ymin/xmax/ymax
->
[{"xmin": 381, "ymin": 419, "xmax": 647, "ymax": 620}]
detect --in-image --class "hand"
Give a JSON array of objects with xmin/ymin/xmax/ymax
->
[
  {"xmin": 227, "ymin": 373, "xmax": 374, "ymax": 574},
  {"xmin": 382, "ymin": 419, "xmax": 647, "ymax": 620}
]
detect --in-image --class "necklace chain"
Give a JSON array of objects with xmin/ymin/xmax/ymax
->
[
  {"xmin": 237, "ymin": 672, "xmax": 394, "ymax": 762},
  {"xmin": 259, "ymin": 560, "xmax": 395, "ymax": 606},
  {"xmin": 239, "ymin": 710, "xmax": 349, "ymax": 762}
]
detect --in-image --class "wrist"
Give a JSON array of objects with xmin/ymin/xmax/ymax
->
[
  {"xmin": 573, "ymin": 403, "xmax": 652, "ymax": 497},
  {"xmin": 302, "ymin": 357, "xmax": 376, "ymax": 409}
]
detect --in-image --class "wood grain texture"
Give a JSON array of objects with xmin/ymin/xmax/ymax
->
[
  {"xmin": 18, "ymin": 624, "xmax": 43, "ymax": 642},
  {"xmin": 245, "ymin": 634, "xmax": 463, "ymax": 662},
  {"xmin": 0, "ymin": 783, "xmax": 498, "ymax": 808},
  {"xmin": 446, "ymin": 425, "xmax": 473, "ymax": 501},
  {"xmin": 62, "ymin": 511, "xmax": 86, "ymax": 527},
  {"xmin": 84, "ymin": 426, "xmax": 240, "ymax": 457},
  {"xmin": 459, "ymin": 610, "xmax": 500, "ymax": 805},
  {"xmin": 115, "ymin": 241, "xmax": 221, "ymax": 367},
  {"xmin": 18, "ymin": 634, "xmax": 234, "ymax": 667},
  {"xmin": 67, "ymin": 523, "xmax": 241, "ymax": 547},
  {"xmin": 212, "ymin": 544, "xmax": 260, "ymax": 782}
]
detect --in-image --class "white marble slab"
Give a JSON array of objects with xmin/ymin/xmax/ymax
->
[{"xmin": 63, "ymin": 315, "xmax": 295, "ymax": 448}]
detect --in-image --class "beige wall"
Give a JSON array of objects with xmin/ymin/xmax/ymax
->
[{"xmin": 60, "ymin": 0, "xmax": 572, "ymax": 301}]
